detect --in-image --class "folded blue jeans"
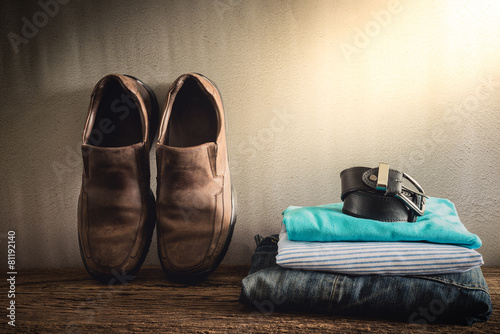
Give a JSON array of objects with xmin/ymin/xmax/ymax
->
[{"xmin": 239, "ymin": 235, "xmax": 492, "ymax": 325}]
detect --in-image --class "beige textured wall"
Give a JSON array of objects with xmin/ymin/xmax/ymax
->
[{"xmin": 1, "ymin": 0, "xmax": 499, "ymax": 269}]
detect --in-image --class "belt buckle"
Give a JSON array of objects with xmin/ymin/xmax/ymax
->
[
  {"xmin": 396, "ymin": 172, "xmax": 428, "ymax": 217},
  {"xmin": 375, "ymin": 163, "xmax": 428, "ymax": 219}
]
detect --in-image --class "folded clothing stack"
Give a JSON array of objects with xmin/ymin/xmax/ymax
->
[
  {"xmin": 278, "ymin": 197, "xmax": 483, "ymax": 276},
  {"xmin": 239, "ymin": 197, "xmax": 492, "ymax": 325}
]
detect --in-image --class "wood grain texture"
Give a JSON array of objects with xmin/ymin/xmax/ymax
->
[{"xmin": 2, "ymin": 266, "xmax": 499, "ymax": 333}]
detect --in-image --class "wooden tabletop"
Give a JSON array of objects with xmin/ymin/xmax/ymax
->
[{"xmin": 4, "ymin": 265, "xmax": 499, "ymax": 333}]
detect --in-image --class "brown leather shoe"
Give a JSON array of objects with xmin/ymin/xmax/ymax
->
[
  {"xmin": 78, "ymin": 74, "xmax": 158, "ymax": 282},
  {"xmin": 156, "ymin": 73, "xmax": 236, "ymax": 282}
]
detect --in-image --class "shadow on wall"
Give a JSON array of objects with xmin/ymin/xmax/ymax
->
[
  {"xmin": 0, "ymin": 2, "xmax": 176, "ymax": 270},
  {"xmin": 2, "ymin": 0, "xmax": 174, "ymax": 95},
  {"xmin": 1, "ymin": 80, "xmax": 174, "ymax": 269},
  {"xmin": 1, "ymin": 87, "xmax": 88, "ymax": 269},
  {"xmin": 2, "ymin": 0, "xmax": 500, "ymax": 268}
]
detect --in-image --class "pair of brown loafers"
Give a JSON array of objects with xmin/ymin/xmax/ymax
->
[{"xmin": 78, "ymin": 73, "xmax": 236, "ymax": 283}]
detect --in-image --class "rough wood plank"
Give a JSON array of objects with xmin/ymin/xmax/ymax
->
[{"xmin": 2, "ymin": 266, "xmax": 499, "ymax": 333}]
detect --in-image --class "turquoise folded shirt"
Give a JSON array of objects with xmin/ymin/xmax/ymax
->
[{"xmin": 282, "ymin": 197, "xmax": 482, "ymax": 249}]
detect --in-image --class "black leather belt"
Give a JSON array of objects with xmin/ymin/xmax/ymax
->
[{"xmin": 340, "ymin": 163, "xmax": 428, "ymax": 222}]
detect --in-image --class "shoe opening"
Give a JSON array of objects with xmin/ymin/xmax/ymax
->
[
  {"xmin": 87, "ymin": 77, "xmax": 143, "ymax": 147},
  {"xmin": 165, "ymin": 77, "xmax": 218, "ymax": 147}
]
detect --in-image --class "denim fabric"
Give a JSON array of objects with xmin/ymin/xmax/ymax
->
[{"xmin": 239, "ymin": 235, "xmax": 492, "ymax": 325}]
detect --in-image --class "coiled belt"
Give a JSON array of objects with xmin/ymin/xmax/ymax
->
[{"xmin": 340, "ymin": 163, "xmax": 428, "ymax": 222}]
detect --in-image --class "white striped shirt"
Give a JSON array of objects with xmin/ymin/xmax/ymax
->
[{"xmin": 276, "ymin": 224, "xmax": 483, "ymax": 275}]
